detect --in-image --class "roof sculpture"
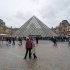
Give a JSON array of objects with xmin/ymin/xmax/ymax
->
[{"xmin": 12, "ymin": 16, "xmax": 57, "ymax": 37}]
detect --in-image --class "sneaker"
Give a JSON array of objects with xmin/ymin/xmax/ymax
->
[
  {"xmin": 24, "ymin": 57, "xmax": 26, "ymax": 59},
  {"xmin": 34, "ymin": 57, "xmax": 37, "ymax": 60},
  {"xmin": 29, "ymin": 57, "xmax": 31, "ymax": 59}
]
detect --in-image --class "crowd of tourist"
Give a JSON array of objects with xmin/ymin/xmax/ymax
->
[
  {"xmin": 0, "ymin": 36, "xmax": 70, "ymax": 45},
  {"xmin": 1, "ymin": 36, "xmax": 70, "ymax": 60},
  {"xmin": 0, "ymin": 36, "xmax": 22, "ymax": 45},
  {"xmin": 0, "ymin": 36, "xmax": 38, "ymax": 60}
]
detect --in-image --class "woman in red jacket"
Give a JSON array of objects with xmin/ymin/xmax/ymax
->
[{"xmin": 24, "ymin": 38, "xmax": 32, "ymax": 59}]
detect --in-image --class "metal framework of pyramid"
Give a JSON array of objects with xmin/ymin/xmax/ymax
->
[{"xmin": 12, "ymin": 16, "xmax": 57, "ymax": 37}]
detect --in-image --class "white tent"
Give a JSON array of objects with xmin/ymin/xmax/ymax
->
[{"xmin": 0, "ymin": 34, "xmax": 7, "ymax": 36}]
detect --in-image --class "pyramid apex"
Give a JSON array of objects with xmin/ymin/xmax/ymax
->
[{"xmin": 32, "ymin": 15, "xmax": 36, "ymax": 18}]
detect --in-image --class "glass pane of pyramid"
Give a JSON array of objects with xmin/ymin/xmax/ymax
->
[{"xmin": 12, "ymin": 16, "xmax": 57, "ymax": 37}]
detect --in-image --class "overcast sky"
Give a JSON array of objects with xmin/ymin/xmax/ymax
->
[{"xmin": 0, "ymin": 0, "xmax": 70, "ymax": 28}]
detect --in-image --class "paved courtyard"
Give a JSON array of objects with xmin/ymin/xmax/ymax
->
[{"xmin": 0, "ymin": 40, "xmax": 70, "ymax": 70}]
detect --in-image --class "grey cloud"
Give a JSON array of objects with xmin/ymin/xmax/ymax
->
[
  {"xmin": 0, "ymin": 16, "xmax": 12, "ymax": 21},
  {"xmin": 39, "ymin": 0, "xmax": 70, "ymax": 18},
  {"xmin": 38, "ymin": 0, "xmax": 70, "ymax": 28},
  {"xmin": 28, "ymin": 0, "xmax": 39, "ymax": 3},
  {"xmin": 13, "ymin": 11, "xmax": 33, "ymax": 21},
  {"xmin": 39, "ymin": 6, "xmax": 58, "ymax": 20},
  {"xmin": 0, "ymin": 16, "xmax": 18, "ymax": 24},
  {"xmin": 1, "ymin": 0, "xmax": 70, "ymax": 28},
  {"xmin": 11, "ymin": 11, "xmax": 34, "ymax": 27},
  {"xmin": 14, "ymin": 12, "xmax": 26, "ymax": 20},
  {"xmin": 0, "ymin": 11, "xmax": 34, "ymax": 28},
  {"xmin": 0, "ymin": 16, "xmax": 22, "ymax": 27}
]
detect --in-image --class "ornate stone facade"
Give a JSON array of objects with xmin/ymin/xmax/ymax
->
[
  {"xmin": 51, "ymin": 20, "xmax": 70, "ymax": 36},
  {"xmin": 0, "ymin": 19, "xmax": 18, "ymax": 36}
]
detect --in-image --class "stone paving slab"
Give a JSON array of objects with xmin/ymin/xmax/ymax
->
[{"xmin": 0, "ymin": 40, "xmax": 70, "ymax": 70}]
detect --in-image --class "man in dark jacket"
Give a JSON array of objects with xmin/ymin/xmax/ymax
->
[
  {"xmin": 24, "ymin": 38, "xmax": 32, "ymax": 59},
  {"xmin": 36, "ymin": 37, "xmax": 38, "ymax": 44},
  {"xmin": 12, "ymin": 37, "xmax": 15, "ymax": 45}
]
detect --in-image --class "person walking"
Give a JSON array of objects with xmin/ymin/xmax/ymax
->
[
  {"xmin": 20, "ymin": 37, "xmax": 22, "ymax": 45},
  {"xmin": 18, "ymin": 37, "xmax": 22, "ymax": 45},
  {"xmin": 0, "ymin": 37, "xmax": 1, "ymax": 45},
  {"xmin": 12, "ymin": 37, "xmax": 15, "ymax": 45},
  {"xmin": 52, "ymin": 37, "xmax": 57, "ymax": 45},
  {"xmin": 68, "ymin": 36, "xmax": 70, "ymax": 45},
  {"xmin": 8, "ymin": 37, "xmax": 11, "ymax": 45},
  {"xmin": 6, "ymin": 37, "xmax": 9, "ymax": 45},
  {"xmin": 36, "ymin": 37, "xmax": 38, "ymax": 44},
  {"xmin": 24, "ymin": 38, "xmax": 32, "ymax": 59}
]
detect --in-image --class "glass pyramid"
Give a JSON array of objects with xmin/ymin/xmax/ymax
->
[{"xmin": 12, "ymin": 16, "xmax": 57, "ymax": 37}]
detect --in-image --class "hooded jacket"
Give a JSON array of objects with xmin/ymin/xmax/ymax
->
[{"xmin": 26, "ymin": 39, "xmax": 32, "ymax": 49}]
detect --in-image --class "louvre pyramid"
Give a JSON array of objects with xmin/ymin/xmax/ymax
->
[{"xmin": 12, "ymin": 16, "xmax": 57, "ymax": 37}]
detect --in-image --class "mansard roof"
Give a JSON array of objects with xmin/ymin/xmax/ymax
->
[
  {"xmin": 0, "ymin": 19, "xmax": 3, "ymax": 24},
  {"xmin": 62, "ymin": 20, "xmax": 69, "ymax": 26}
]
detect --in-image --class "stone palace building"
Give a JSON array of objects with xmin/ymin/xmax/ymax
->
[
  {"xmin": 0, "ymin": 19, "xmax": 18, "ymax": 36},
  {"xmin": 51, "ymin": 20, "xmax": 70, "ymax": 36}
]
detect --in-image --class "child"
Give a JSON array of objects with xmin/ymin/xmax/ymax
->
[{"xmin": 32, "ymin": 42, "xmax": 37, "ymax": 59}]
